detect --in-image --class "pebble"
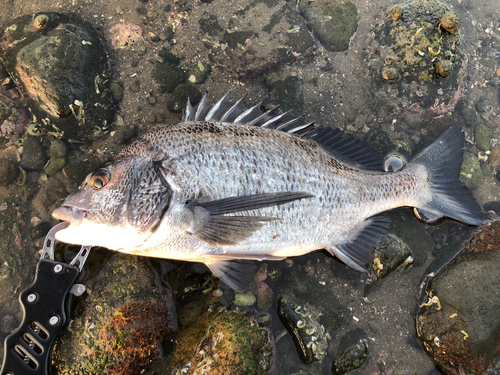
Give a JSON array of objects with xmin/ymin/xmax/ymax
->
[
  {"xmin": 129, "ymin": 80, "xmax": 141, "ymax": 93},
  {"xmin": 50, "ymin": 139, "xmax": 66, "ymax": 158},
  {"xmin": 0, "ymin": 158, "xmax": 17, "ymax": 185},
  {"xmin": 19, "ymin": 136, "xmax": 46, "ymax": 171}
]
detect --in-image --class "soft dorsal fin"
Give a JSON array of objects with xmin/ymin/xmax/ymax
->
[
  {"xmin": 304, "ymin": 128, "xmax": 383, "ymax": 171},
  {"xmin": 181, "ymin": 91, "xmax": 383, "ymax": 171}
]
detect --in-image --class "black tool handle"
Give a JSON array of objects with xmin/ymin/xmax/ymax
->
[{"xmin": 1, "ymin": 259, "xmax": 79, "ymax": 375}]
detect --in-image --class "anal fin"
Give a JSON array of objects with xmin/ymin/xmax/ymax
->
[{"xmin": 327, "ymin": 216, "xmax": 390, "ymax": 272}]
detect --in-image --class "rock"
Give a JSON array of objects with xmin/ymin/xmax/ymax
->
[
  {"xmin": 106, "ymin": 23, "xmax": 143, "ymax": 49},
  {"xmin": 50, "ymin": 139, "xmax": 67, "ymax": 158},
  {"xmin": 178, "ymin": 300, "xmax": 206, "ymax": 327},
  {"xmin": 0, "ymin": 158, "xmax": 17, "ymax": 185},
  {"xmin": 129, "ymin": 79, "xmax": 141, "ymax": 93},
  {"xmin": 234, "ymin": 291, "xmax": 256, "ymax": 306},
  {"xmin": 371, "ymin": 233, "xmax": 412, "ymax": 279},
  {"xmin": 416, "ymin": 221, "xmax": 500, "ymax": 374},
  {"xmin": 382, "ymin": 66, "xmax": 400, "ymax": 82},
  {"xmin": 0, "ymin": 94, "xmax": 30, "ymax": 148},
  {"xmin": 0, "ymin": 13, "xmax": 115, "ymax": 141},
  {"xmin": 268, "ymin": 76, "xmax": 304, "ymax": 115},
  {"xmin": 187, "ymin": 61, "xmax": 212, "ymax": 84},
  {"xmin": 474, "ymin": 123, "xmax": 493, "ymax": 151},
  {"xmin": 298, "ymin": 0, "xmax": 358, "ymax": 52},
  {"xmin": 489, "ymin": 146, "xmax": 500, "ymax": 168},
  {"xmin": 53, "ymin": 255, "xmax": 173, "ymax": 375},
  {"xmin": 256, "ymin": 281, "xmax": 274, "ymax": 311},
  {"xmin": 43, "ymin": 156, "xmax": 66, "ymax": 175},
  {"xmin": 167, "ymin": 84, "xmax": 201, "ymax": 113},
  {"xmin": 34, "ymin": 177, "xmax": 66, "ymax": 209},
  {"xmin": 152, "ymin": 63, "xmax": 185, "ymax": 93},
  {"xmin": 257, "ymin": 313, "xmax": 272, "ymax": 327},
  {"xmin": 460, "ymin": 106, "xmax": 480, "ymax": 126},
  {"xmin": 363, "ymin": 0, "xmax": 465, "ymax": 117},
  {"xmin": 114, "ymin": 124, "xmax": 136, "ymax": 144},
  {"xmin": 332, "ymin": 329, "xmax": 369, "ymax": 374},
  {"xmin": 354, "ymin": 114, "xmax": 367, "ymax": 129},
  {"xmin": 278, "ymin": 296, "xmax": 330, "ymax": 364},
  {"xmin": 460, "ymin": 152, "xmax": 482, "ymax": 190},
  {"xmin": 440, "ymin": 11, "xmax": 461, "ymax": 34},
  {"xmin": 205, "ymin": 2, "xmax": 313, "ymax": 78},
  {"xmin": 436, "ymin": 59, "xmax": 453, "ymax": 78},
  {"xmin": 19, "ymin": 136, "xmax": 46, "ymax": 171},
  {"xmin": 173, "ymin": 309, "xmax": 273, "ymax": 374},
  {"xmin": 109, "ymin": 80, "xmax": 124, "ymax": 103}
]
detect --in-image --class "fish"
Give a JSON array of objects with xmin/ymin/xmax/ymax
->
[{"xmin": 52, "ymin": 92, "xmax": 485, "ymax": 289}]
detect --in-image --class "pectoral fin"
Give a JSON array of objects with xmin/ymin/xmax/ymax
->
[{"xmin": 186, "ymin": 192, "xmax": 313, "ymax": 245}]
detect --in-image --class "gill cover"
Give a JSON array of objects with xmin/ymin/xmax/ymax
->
[{"xmin": 128, "ymin": 160, "xmax": 172, "ymax": 233}]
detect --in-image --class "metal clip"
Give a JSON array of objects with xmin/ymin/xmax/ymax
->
[{"xmin": 41, "ymin": 222, "xmax": 91, "ymax": 272}]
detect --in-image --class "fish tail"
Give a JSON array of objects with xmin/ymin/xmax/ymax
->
[{"xmin": 409, "ymin": 125, "xmax": 485, "ymax": 225}]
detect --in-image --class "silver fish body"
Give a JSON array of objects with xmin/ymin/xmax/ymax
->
[{"xmin": 53, "ymin": 93, "xmax": 485, "ymax": 289}]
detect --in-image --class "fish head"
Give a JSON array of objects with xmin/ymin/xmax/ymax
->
[{"xmin": 52, "ymin": 154, "xmax": 172, "ymax": 251}]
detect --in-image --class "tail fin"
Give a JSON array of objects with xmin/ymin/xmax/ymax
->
[{"xmin": 409, "ymin": 125, "xmax": 485, "ymax": 226}]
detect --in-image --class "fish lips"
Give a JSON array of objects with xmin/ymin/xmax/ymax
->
[{"xmin": 52, "ymin": 206, "xmax": 85, "ymax": 226}]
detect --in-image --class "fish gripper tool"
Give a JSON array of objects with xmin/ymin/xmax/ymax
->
[{"xmin": 1, "ymin": 222, "xmax": 91, "ymax": 375}]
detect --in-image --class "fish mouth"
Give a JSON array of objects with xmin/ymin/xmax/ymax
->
[{"xmin": 52, "ymin": 206, "xmax": 86, "ymax": 226}]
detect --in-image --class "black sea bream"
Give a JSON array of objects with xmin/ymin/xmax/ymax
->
[{"xmin": 53, "ymin": 92, "xmax": 485, "ymax": 289}]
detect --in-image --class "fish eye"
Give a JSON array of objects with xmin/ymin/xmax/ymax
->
[{"xmin": 89, "ymin": 169, "xmax": 110, "ymax": 189}]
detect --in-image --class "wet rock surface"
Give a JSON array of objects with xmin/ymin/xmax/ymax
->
[
  {"xmin": 363, "ymin": 0, "xmax": 466, "ymax": 117},
  {"xmin": 171, "ymin": 306, "xmax": 273, "ymax": 375},
  {"xmin": 53, "ymin": 254, "xmax": 173, "ymax": 375},
  {"xmin": 416, "ymin": 221, "xmax": 500, "ymax": 374},
  {"xmin": 0, "ymin": 12, "xmax": 115, "ymax": 141},
  {"xmin": 298, "ymin": 0, "xmax": 358, "ymax": 53},
  {"xmin": 0, "ymin": 0, "xmax": 499, "ymax": 374},
  {"xmin": 331, "ymin": 329, "xmax": 369, "ymax": 375},
  {"xmin": 0, "ymin": 93, "xmax": 29, "ymax": 147},
  {"xmin": 203, "ymin": 2, "xmax": 313, "ymax": 78}
]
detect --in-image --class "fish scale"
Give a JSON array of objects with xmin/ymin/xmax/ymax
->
[{"xmin": 52, "ymin": 92, "xmax": 485, "ymax": 290}]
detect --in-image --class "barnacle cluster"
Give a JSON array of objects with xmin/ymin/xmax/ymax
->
[
  {"xmin": 293, "ymin": 304, "xmax": 331, "ymax": 361},
  {"xmin": 278, "ymin": 297, "xmax": 331, "ymax": 364},
  {"xmin": 377, "ymin": 0, "xmax": 462, "ymax": 83}
]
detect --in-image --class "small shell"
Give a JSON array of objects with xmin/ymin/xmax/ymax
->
[
  {"xmin": 34, "ymin": 14, "xmax": 49, "ymax": 29},
  {"xmin": 440, "ymin": 12, "xmax": 461, "ymax": 34},
  {"xmin": 436, "ymin": 60, "xmax": 453, "ymax": 78},
  {"xmin": 391, "ymin": 5, "xmax": 404, "ymax": 21},
  {"xmin": 382, "ymin": 66, "xmax": 400, "ymax": 82},
  {"xmin": 383, "ymin": 153, "xmax": 407, "ymax": 172},
  {"xmin": 306, "ymin": 327, "xmax": 315, "ymax": 335}
]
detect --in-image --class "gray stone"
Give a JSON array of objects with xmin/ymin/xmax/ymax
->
[
  {"xmin": 299, "ymin": 0, "xmax": 358, "ymax": 52},
  {"xmin": 0, "ymin": 13, "xmax": 115, "ymax": 141},
  {"xmin": 20, "ymin": 136, "xmax": 46, "ymax": 171}
]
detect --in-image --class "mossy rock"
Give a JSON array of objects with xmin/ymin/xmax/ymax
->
[
  {"xmin": 460, "ymin": 152, "xmax": 482, "ymax": 190},
  {"xmin": 474, "ymin": 123, "xmax": 493, "ymax": 151}
]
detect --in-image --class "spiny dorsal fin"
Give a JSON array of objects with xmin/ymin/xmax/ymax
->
[{"xmin": 182, "ymin": 91, "xmax": 383, "ymax": 171}]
